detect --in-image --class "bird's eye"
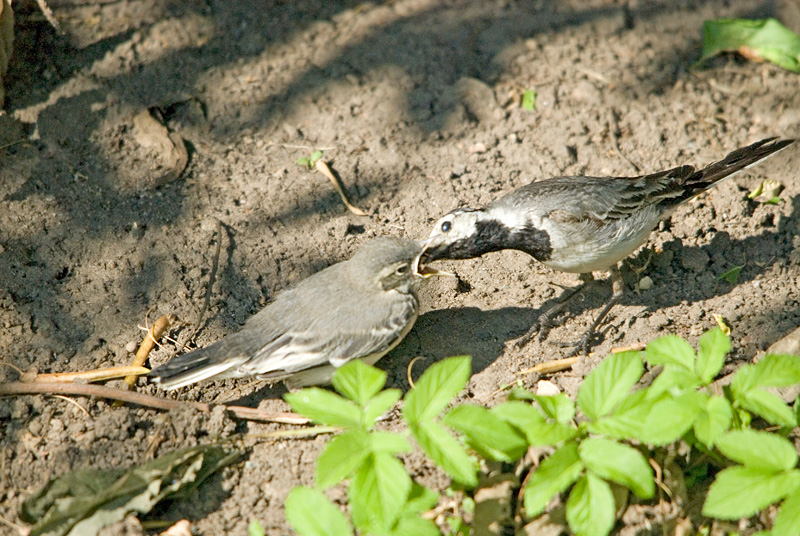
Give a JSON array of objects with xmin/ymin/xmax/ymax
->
[
  {"xmin": 395, "ymin": 264, "xmax": 409, "ymax": 275},
  {"xmin": 441, "ymin": 221, "xmax": 452, "ymax": 233}
]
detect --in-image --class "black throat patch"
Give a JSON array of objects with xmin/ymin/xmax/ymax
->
[{"xmin": 433, "ymin": 218, "xmax": 552, "ymax": 261}]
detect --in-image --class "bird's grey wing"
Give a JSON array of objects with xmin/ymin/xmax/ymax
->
[
  {"xmin": 497, "ymin": 167, "xmax": 696, "ymax": 224},
  {"xmin": 238, "ymin": 293, "xmax": 418, "ymax": 378}
]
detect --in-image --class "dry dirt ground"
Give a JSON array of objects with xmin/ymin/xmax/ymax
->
[{"xmin": 1, "ymin": 0, "xmax": 800, "ymax": 534}]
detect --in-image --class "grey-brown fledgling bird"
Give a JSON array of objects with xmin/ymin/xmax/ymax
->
[
  {"xmin": 151, "ymin": 237, "xmax": 447, "ymax": 390},
  {"xmin": 417, "ymin": 137, "xmax": 795, "ymax": 355}
]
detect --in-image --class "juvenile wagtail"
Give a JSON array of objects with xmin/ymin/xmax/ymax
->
[
  {"xmin": 151, "ymin": 237, "xmax": 447, "ymax": 390},
  {"xmin": 417, "ymin": 137, "xmax": 795, "ymax": 355}
]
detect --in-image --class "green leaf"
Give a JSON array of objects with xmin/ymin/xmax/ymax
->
[
  {"xmin": 535, "ymin": 394, "xmax": 576, "ymax": 423},
  {"xmin": 716, "ymin": 430, "xmax": 798, "ymax": 471},
  {"xmin": 580, "ymin": 438, "xmax": 654, "ymax": 499},
  {"xmin": 638, "ymin": 392, "xmax": 702, "ymax": 445},
  {"xmin": 589, "ymin": 388, "xmax": 664, "ymax": 439},
  {"xmin": 285, "ymin": 487, "xmax": 353, "ymax": 536},
  {"xmin": 648, "ymin": 366, "xmax": 701, "ymax": 397},
  {"xmin": 693, "ymin": 395, "xmax": 732, "ymax": 449},
  {"xmin": 403, "ymin": 482, "xmax": 439, "ymax": 515},
  {"xmin": 20, "ymin": 445, "xmax": 243, "ymax": 536},
  {"xmin": 703, "ymin": 467, "xmax": 800, "ymax": 519},
  {"xmin": 410, "ymin": 420, "xmax": 477, "ymax": 487},
  {"xmin": 493, "ymin": 401, "xmax": 576, "ymax": 446},
  {"xmin": 310, "ymin": 150, "xmax": 324, "ymax": 164},
  {"xmin": 349, "ymin": 453, "xmax": 411, "ymax": 533},
  {"xmin": 566, "ymin": 474, "xmax": 615, "ymax": 536},
  {"xmin": 363, "ymin": 389, "xmax": 402, "ymax": 427},
  {"xmin": 645, "ymin": 335, "xmax": 695, "ymax": 370},
  {"xmin": 738, "ymin": 388, "xmax": 797, "ymax": 427},
  {"xmin": 718, "ymin": 265, "xmax": 744, "ymax": 284},
  {"xmin": 285, "ymin": 388, "xmax": 362, "ymax": 428},
  {"xmin": 444, "ymin": 405, "xmax": 528, "ymax": 462},
  {"xmin": 369, "ymin": 431, "xmax": 412, "ymax": 455},
  {"xmin": 332, "ymin": 360, "xmax": 387, "ymax": 406},
  {"xmin": 524, "ymin": 442, "xmax": 584, "ymax": 517},
  {"xmin": 403, "ymin": 356, "xmax": 471, "ymax": 425},
  {"xmin": 732, "ymin": 355, "xmax": 800, "ymax": 394},
  {"xmin": 521, "ymin": 89, "xmax": 537, "ymax": 111},
  {"xmin": 391, "ymin": 516, "xmax": 440, "ymax": 536},
  {"xmin": 699, "ymin": 18, "xmax": 800, "ymax": 73},
  {"xmin": 696, "ymin": 328, "xmax": 730, "ymax": 383},
  {"xmin": 316, "ymin": 430, "xmax": 370, "ymax": 489},
  {"xmin": 774, "ymin": 489, "xmax": 800, "ymax": 536},
  {"xmin": 248, "ymin": 519, "xmax": 265, "ymax": 536},
  {"xmin": 577, "ymin": 351, "xmax": 643, "ymax": 420}
]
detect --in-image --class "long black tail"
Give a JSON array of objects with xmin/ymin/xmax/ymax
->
[{"xmin": 676, "ymin": 137, "xmax": 795, "ymax": 202}]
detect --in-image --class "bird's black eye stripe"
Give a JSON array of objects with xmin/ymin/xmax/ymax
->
[{"xmin": 441, "ymin": 221, "xmax": 452, "ymax": 232}]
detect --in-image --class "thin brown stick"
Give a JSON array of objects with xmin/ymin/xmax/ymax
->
[
  {"xmin": 517, "ymin": 357, "xmax": 578, "ymax": 376},
  {"xmin": 0, "ymin": 382, "xmax": 310, "ymax": 424},
  {"xmin": 122, "ymin": 315, "xmax": 173, "ymax": 390},
  {"xmin": 188, "ymin": 220, "xmax": 224, "ymax": 346},
  {"xmin": 34, "ymin": 365, "xmax": 149, "ymax": 383}
]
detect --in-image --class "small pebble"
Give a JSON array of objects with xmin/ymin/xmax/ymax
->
[
  {"xmin": 637, "ymin": 276, "xmax": 654, "ymax": 291},
  {"xmin": 125, "ymin": 340, "xmax": 138, "ymax": 353}
]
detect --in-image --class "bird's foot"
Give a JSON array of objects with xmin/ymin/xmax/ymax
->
[
  {"xmin": 513, "ymin": 311, "xmax": 562, "ymax": 348},
  {"xmin": 551, "ymin": 324, "xmax": 613, "ymax": 356}
]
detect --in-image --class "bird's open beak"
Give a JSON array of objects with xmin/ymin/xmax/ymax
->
[{"xmin": 413, "ymin": 239, "xmax": 454, "ymax": 278}]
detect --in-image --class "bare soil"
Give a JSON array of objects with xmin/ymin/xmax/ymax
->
[{"xmin": 1, "ymin": 0, "xmax": 799, "ymax": 534}]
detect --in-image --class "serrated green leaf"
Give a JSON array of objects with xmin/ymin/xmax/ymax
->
[
  {"xmin": 507, "ymin": 386, "xmax": 536, "ymax": 401},
  {"xmin": 444, "ymin": 405, "xmax": 527, "ymax": 462},
  {"xmin": 703, "ymin": 467, "xmax": 800, "ymax": 519},
  {"xmin": 733, "ymin": 355, "xmax": 800, "ymax": 394},
  {"xmin": 535, "ymin": 394, "xmax": 576, "ymax": 423},
  {"xmin": 391, "ymin": 516, "xmax": 440, "ymax": 536},
  {"xmin": 368, "ymin": 431, "xmax": 412, "ymax": 455},
  {"xmin": 410, "ymin": 420, "xmax": 477, "ymax": 487},
  {"xmin": 403, "ymin": 356, "xmax": 471, "ymax": 425},
  {"xmin": 363, "ymin": 389, "xmax": 402, "ymax": 427},
  {"xmin": 716, "ymin": 430, "xmax": 798, "ymax": 471},
  {"xmin": 316, "ymin": 430, "xmax": 370, "ymax": 489},
  {"xmin": 645, "ymin": 335, "xmax": 695, "ymax": 370},
  {"xmin": 578, "ymin": 351, "xmax": 643, "ymax": 420},
  {"xmin": 648, "ymin": 366, "xmax": 702, "ymax": 398},
  {"xmin": 566, "ymin": 474, "xmax": 615, "ymax": 536},
  {"xmin": 774, "ymin": 489, "xmax": 800, "ymax": 536},
  {"xmin": 580, "ymin": 438, "xmax": 654, "ymax": 499},
  {"xmin": 738, "ymin": 388, "xmax": 797, "ymax": 427},
  {"xmin": 248, "ymin": 519, "xmax": 265, "ymax": 536},
  {"xmin": 286, "ymin": 487, "xmax": 353, "ymax": 536},
  {"xmin": 332, "ymin": 360, "xmax": 387, "ymax": 406},
  {"xmin": 589, "ymin": 388, "xmax": 663, "ymax": 439},
  {"xmin": 638, "ymin": 392, "xmax": 702, "ymax": 445},
  {"xmin": 693, "ymin": 395, "xmax": 732, "ymax": 449},
  {"xmin": 492, "ymin": 401, "xmax": 576, "ymax": 446},
  {"xmin": 349, "ymin": 453, "xmax": 411, "ymax": 533},
  {"xmin": 523, "ymin": 442, "xmax": 584, "ymax": 517},
  {"xmin": 403, "ymin": 482, "xmax": 438, "ymax": 515},
  {"xmin": 696, "ymin": 328, "xmax": 730, "ymax": 383},
  {"xmin": 285, "ymin": 388, "xmax": 362, "ymax": 428},
  {"xmin": 699, "ymin": 18, "xmax": 800, "ymax": 73}
]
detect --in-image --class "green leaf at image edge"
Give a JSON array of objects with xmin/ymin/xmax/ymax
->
[
  {"xmin": 566, "ymin": 474, "xmax": 615, "ymax": 536},
  {"xmin": 715, "ymin": 430, "xmax": 798, "ymax": 472},
  {"xmin": 702, "ymin": 467, "xmax": 800, "ymax": 519},
  {"xmin": 286, "ymin": 487, "xmax": 353, "ymax": 536},
  {"xmin": 699, "ymin": 18, "xmax": 800, "ymax": 73}
]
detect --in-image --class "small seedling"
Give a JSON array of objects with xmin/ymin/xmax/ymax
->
[
  {"xmin": 297, "ymin": 150, "xmax": 324, "ymax": 169},
  {"xmin": 748, "ymin": 178, "xmax": 784, "ymax": 205},
  {"xmin": 718, "ymin": 264, "xmax": 744, "ymax": 284},
  {"xmin": 521, "ymin": 89, "xmax": 537, "ymax": 111}
]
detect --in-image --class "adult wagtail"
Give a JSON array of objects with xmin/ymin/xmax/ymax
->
[
  {"xmin": 417, "ymin": 137, "xmax": 795, "ymax": 354},
  {"xmin": 151, "ymin": 237, "xmax": 446, "ymax": 390}
]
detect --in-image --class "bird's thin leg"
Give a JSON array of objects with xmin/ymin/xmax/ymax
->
[
  {"xmin": 553, "ymin": 264, "xmax": 625, "ymax": 356},
  {"xmin": 514, "ymin": 273, "xmax": 595, "ymax": 348}
]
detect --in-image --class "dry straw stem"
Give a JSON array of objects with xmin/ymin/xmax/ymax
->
[
  {"xmin": 0, "ymin": 382, "xmax": 310, "ymax": 424},
  {"xmin": 121, "ymin": 314, "xmax": 174, "ymax": 390},
  {"xmin": 33, "ymin": 365, "xmax": 150, "ymax": 384},
  {"xmin": 314, "ymin": 159, "xmax": 369, "ymax": 216},
  {"xmin": 517, "ymin": 356, "xmax": 578, "ymax": 376}
]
